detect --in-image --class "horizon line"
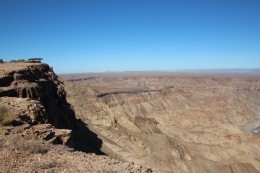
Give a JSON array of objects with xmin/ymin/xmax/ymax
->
[{"xmin": 58, "ymin": 68, "xmax": 260, "ymax": 75}]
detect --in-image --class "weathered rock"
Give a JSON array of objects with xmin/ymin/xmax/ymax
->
[
  {"xmin": 0, "ymin": 63, "xmax": 75, "ymax": 129},
  {"xmin": 64, "ymin": 72, "xmax": 260, "ymax": 173},
  {"xmin": 0, "ymin": 63, "xmax": 154, "ymax": 173},
  {"xmin": 0, "ymin": 125, "xmax": 155, "ymax": 173}
]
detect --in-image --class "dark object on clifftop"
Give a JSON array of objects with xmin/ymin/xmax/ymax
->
[
  {"xmin": 0, "ymin": 59, "xmax": 4, "ymax": 63},
  {"xmin": 9, "ymin": 60, "xmax": 17, "ymax": 63},
  {"xmin": 28, "ymin": 58, "xmax": 43, "ymax": 63}
]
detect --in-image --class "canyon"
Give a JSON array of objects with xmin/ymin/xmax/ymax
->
[
  {"xmin": 0, "ymin": 63, "xmax": 152, "ymax": 173},
  {"xmin": 1, "ymin": 62, "xmax": 260, "ymax": 172},
  {"xmin": 62, "ymin": 71, "xmax": 260, "ymax": 173}
]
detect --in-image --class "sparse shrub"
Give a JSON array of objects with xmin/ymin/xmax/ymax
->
[
  {"xmin": 9, "ymin": 60, "xmax": 17, "ymax": 63},
  {"xmin": 20, "ymin": 140, "xmax": 49, "ymax": 154},
  {"xmin": 0, "ymin": 106, "xmax": 13, "ymax": 126},
  {"xmin": 39, "ymin": 161, "xmax": 58, "ymax": 169},
  {"xmin": 6, "ymin": 135, "xmax": 49, "ymax": 154},
  {"xmin": 17, "ymin": 59, "xmax": 25, "ymax": 62},
  {"xmin": 29, "ymin": 161, "xmax": 58, "ymax": 172}
]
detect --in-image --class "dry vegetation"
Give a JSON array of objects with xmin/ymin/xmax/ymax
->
[
  {"xmin": 4, "ymin": 134, "xmax": 49, "ymax": 154},
  {"xmin": 0, "ymin": 106, "xmax": 13, "ymax": 126}
]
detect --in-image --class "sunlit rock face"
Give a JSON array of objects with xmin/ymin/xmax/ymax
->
[
  {"xmin": 0, "ymin": 63, "xmax": 155, "ymax": 173},
  {"xmin": 0, "ymin": 63, "xmax": 76, "ymax": 129},
  {"xmin": 63, "ymin": 72, "xmax": 260, "ymax": 173}
]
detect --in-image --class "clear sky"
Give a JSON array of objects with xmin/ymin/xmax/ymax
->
[{"xmin": 0, "ymin": 0, "xmax": 259, "ymax": 73}]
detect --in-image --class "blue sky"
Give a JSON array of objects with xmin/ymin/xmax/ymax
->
[{"xmin": 0, "ymin": 0, "xmax": 259, "ymax": 73}]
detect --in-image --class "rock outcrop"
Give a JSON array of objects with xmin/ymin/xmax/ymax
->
[
  {"xmin": 0, "ymin": 124, "xmax": 154, "ymax": 173},
  {"xmin": 0, "ymin": 63, "xmax": 75, "ymax": 128},
  {"xmin": 0, "ymin": 63, "xmax": 154, "ymax": 172},
  {"xmin": 0, "ymin": 63, "xmax": 102, "ymax": 153}
]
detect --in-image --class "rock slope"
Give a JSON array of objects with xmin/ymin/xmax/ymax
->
[
  {"xmin": 0, "ymin": 63, "xmax": 153, "ymax": 173},
  {"xmin": 64, "ymin": 72, "xmax": 260, "ymax": 173}
]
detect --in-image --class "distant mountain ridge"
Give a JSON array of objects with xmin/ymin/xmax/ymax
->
[
  {"xmin": 171, "ymin": 68, "xmax": 260, "ymax": 74},
  {"xmin": 59, "ymin": 68, "xmax": 260, "ymax": 75}
]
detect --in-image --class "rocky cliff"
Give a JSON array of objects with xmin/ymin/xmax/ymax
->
[
  {"xmin": 0, "ymin": 63, "xmax": 153, "ymax": 172},
  {"xmin": 0, "ymin": 63, "xmax": 75, "ymax": 128}
]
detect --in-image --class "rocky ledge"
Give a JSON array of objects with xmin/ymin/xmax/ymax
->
[
  {"xmin": 0, "ymin": 63, "xmax": 75, "ymax": 128},
  {"xmin": 0, "ymin": 63, "xmax": 154, "ymax": 173}
]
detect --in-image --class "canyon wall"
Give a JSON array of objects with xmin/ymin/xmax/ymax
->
[
  {"xmin": 0, "ymin": 63, "xmax": 75, "ymax": 128},
  {"xmin": 64, "ymin": 73, "xmax": 260, "ymax": 173},
  {"xmin": 0, "ymin": 63, "xmax": 152, "ymax": 172}
]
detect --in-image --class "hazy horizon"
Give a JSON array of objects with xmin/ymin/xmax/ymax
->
[
  {"xmin": 58, "ymin": 68, "xmax": 260, "ymax": 75},
  {"xmin": 1, "ymin": 0, "xmax": 259, "ymax": 74}
]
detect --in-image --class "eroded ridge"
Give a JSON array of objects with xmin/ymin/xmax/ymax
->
[{"xmin": 64, "ymin": 72, "xmax": 260, "ymax": 173}]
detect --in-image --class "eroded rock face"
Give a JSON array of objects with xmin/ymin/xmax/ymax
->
[
  {"xmin": 64, "ymin": 73, "xmax": 260, "ymax": 173},
  {"xmin": 0, "ymin": 63, "xmax": 110, "ymax": 156},
  {"xmin": 0, "ymin": 97, "xmax": 46, "ymax": 125},
  {"xmin": 0, "ymin": 63, "xmax": 154, "ymax": 172},
  {"xmin": 0, "ymin": 63, "xmax": 75, "ymax": 129},
  {"xmin": 0, "ymin": 124, "xmax": 155, "ymax": 173}
]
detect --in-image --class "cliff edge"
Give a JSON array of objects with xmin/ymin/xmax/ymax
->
[
  {"xmin": 0, "ymin": 63, "xmax": 153, "ymax": 173},
  {"xmin": 0, "ymin": 63, "xmax": 75, "ymax": 128}
]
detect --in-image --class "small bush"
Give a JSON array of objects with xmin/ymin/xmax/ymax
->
[
  {"xmin": 6, "ymin": 135, "xmax": 49, "ymax": 154},
  {"xmin": 0, "ymin": 106, "xmax": 8, "ymax": 119},
  {"xmin": 0, "ymin": 106, "xmax": 12, "ymax": 126},
  {"xmin": 20, "ymin": 140, "xmax": 49, "ymax": 154},
  {"xmin": 17, "ymin": 59, "xmax": 25, "ymax": 62},
  {"xmin": 39, "ymin": 161, "xmax": 58, "ymax": 169}
]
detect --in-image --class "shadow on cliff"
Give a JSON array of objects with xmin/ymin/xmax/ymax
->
[
  {"xmin": 0, "ymin": 63, "xmax": 105, "ymax": 155},
  {"xmin": 69, "ymin": 119, "xmax": 106, "ymax": 155},
  {"xmin": 55, "ymin": 102, "xmax": 105, "ymax": 155},
  {"xmin": 39, "ymin": 79, "xmax": 105, "ymax": 155},
  {"xmin": 42, "ymin": 90, "xmax": 105, "ymax": 155}
]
